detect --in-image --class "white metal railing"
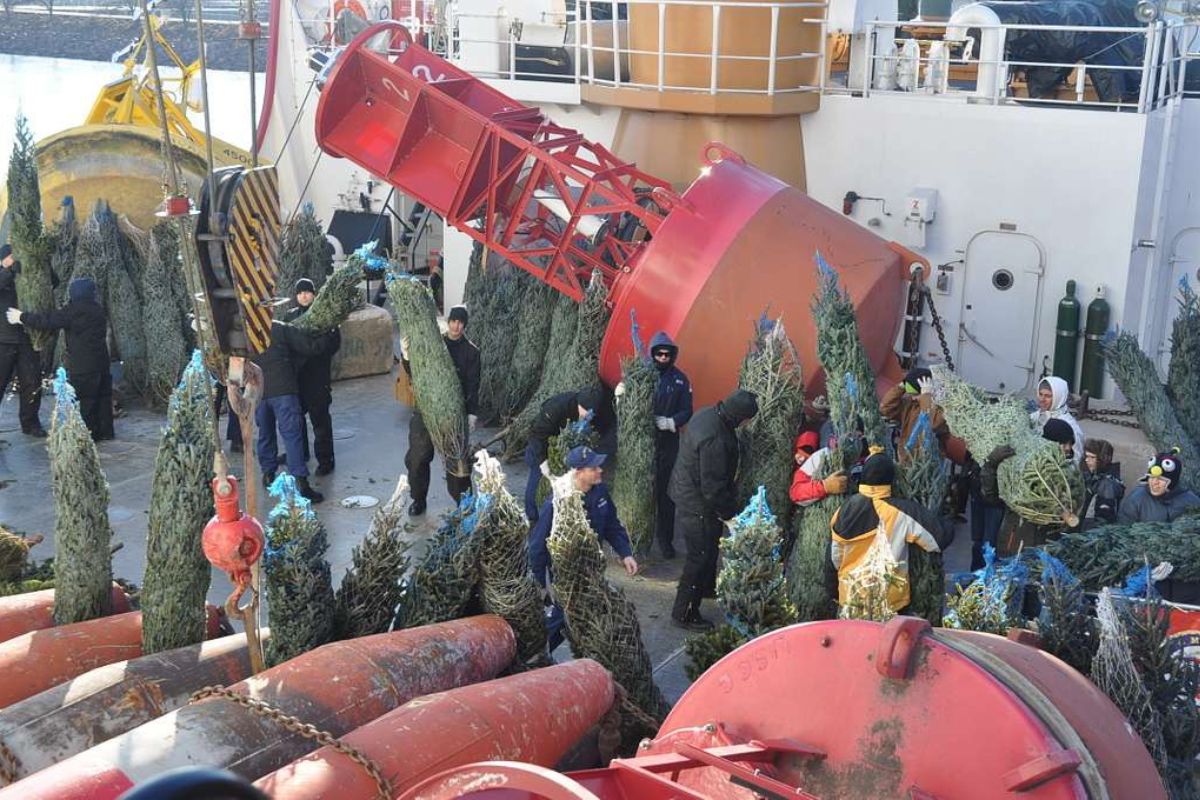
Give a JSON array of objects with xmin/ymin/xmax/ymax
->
[
  {"xmin": 847, "ymin": 18, "xmax": 1196, "ymax": 114},
  {"xmin": 446, "ymin": 0, "xmax": 827, "ymax": 97}
]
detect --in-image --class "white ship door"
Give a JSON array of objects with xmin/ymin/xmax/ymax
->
[
  {"xmin": 1161, "ymin": 227, "xmax": 1200, "ymax": 373},
  {"xmin": 958, "ymin": 231, "xmax": 1045, "ymax": 393}
]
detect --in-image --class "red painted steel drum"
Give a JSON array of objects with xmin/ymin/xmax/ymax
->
[{"xmin": 0, "ymin": 585, "xmax": 130, "ymax": 645}]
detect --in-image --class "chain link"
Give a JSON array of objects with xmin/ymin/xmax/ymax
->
[
  {"xmin": 923, "ymin": 287, "xmax": 955, "ymax": 372},
  {"xmin": 188, "ymin": 686, "xmax": 392, "ymax": 800},
  {"xmin": 0, "ymin": 739, "xmax": 22, "ymax": 786}
]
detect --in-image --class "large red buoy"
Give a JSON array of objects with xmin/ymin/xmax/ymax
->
[
  {"xmin": 0, "ymin": 632, "xmax": 264, "ymax": 784},
  {"xmin": 0, "ymin": 615, "xmax": 516, "ymax": 800},
  {"xmin": 0, "ymin": 585, "xmax": 130, "ymax": 645},
  {"xmin": 0, "ymin": 606, "xmax": 225, "ymax": 712},
  {"xmin": 255, "ymin": 659, "xmax": 614, "ymax": 799}
]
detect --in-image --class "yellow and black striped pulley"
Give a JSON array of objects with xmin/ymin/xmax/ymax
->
[{"xmin": 195, "ymin": 165, "xmax": 281, "ymax": 356}]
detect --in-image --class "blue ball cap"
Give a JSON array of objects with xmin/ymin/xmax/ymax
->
[{"xmin": 566, "ymin": 446, "xmax": 606, "ymax": 470}]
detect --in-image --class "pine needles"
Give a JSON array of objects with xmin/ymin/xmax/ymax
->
[
  {"xmin": 275, "ymin": 203, "xmax": 330, "ymax": 313},
  {"xmin": 7, "ymin": 112, "xmax": 55, "ymax": 352},
  {"xmin": 474, "ymin": 451, "xmax": 547, "ymax": 663},
  {"xmin": 141, "ymin": 223, "xmax": 191, "ymax": 406},
  {"xmin": 386, "ymin": 272, "xmax": 469, "ymax": 476},
  {"xmin": 263, "ymin": 475, "xmax": 336, "ymax": 666},
  {"xmin": 502, "ymin": 279, "xmax": 557, "ymax": 417},
  {"xmin": 392, "ymin": 494, "xmax": 483, "ymax": 629},
  {"xmin": 1032, "ymin": 550, "xmax": 1096, "ymax": 675},
  {"xmin": 333, "ymin": 476, "xmax": 412, "ymax": 639},
  {"xmin": 1167, "ymin": 278, "xmax": 1200, "ymax": 449},
  {"xmin": 141, "ymin": 351, "xmax": 216, "ymax": 654},
  {"xmin": 289, "ymin": 246, "xmax": 363, "ymax": 334},
  {"xmin": 936, "ymin": 367, "xmax": 1083, "ymax": 527},
  {"xmin": 1045, "ymin": 515, "xmax": 1200, "ymax": 588},
  {"xmin": 611, "ymin": 314, "xmax": 657, "ymax": 556},
  {"xmin": 1104, "ymin": 329, "xmax": 1200, "ymax": 473},
  {"xmin": 736, "ymin": 316, "xmax": 805, "ymax": 529},
  {"xmin": 477, "ymin": 268, "xmax": 523, "ymax": 422},
  {"xmin": 838, "ymin": 529, "xmax": 904, "ymax": 622},
  {"xmin": 547, "ymin": 472, "xmax": 667, "ymax": 745},
  {"xmin": 48, "ymin": 368, "xmax": 114, "ymax": 625}
]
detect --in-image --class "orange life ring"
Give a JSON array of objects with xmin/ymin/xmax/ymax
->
[{"xmin": 324, "ymin": 0, "xmax": 368, "ymax": 44}]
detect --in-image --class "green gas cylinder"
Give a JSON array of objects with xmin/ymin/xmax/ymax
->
[
  {"xmin": 1053, "ymin": 280, "xmax": 1081, "ymax": 390},
  {"xmin": 1080, "ymin": 285, "xmax": 1110, "ymax": 399}
]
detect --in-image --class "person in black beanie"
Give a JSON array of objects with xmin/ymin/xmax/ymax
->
[
  {"xmin": 403, "ymin": 303, "xmax": 480, "ymax": 515},
  {"xmin": 0, "ymin": 244, "xmax": 46, "ymax": 437},
  {"xmin": 285, "ymin": 277, "xmax": 342, "ymax": 475},
  {"xmin": 523, "ymin": 384, "xmax": 604, "ymax": 523},
  {"xmin": 669, "ymin": 388, "xmax": 758, "ymax": 630}
]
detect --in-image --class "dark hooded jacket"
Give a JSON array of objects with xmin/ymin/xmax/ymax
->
[
  {"xmin": 253, "ymin": 321, "xmax": 338, "ymax": 399},
  {"xmin": 649, "ymin": 331, "xmax": 692, "ymax": 429},
  {"xmin": 0, "ymin": 258, "xmax": 26, "ymax": 345},
  {"xmin": 1118, "ymin": 484, "xmax": 1200, "ymax": 524},
  {"xmin": 529, "ymin": 388, "xmax": 602, "ymax": 459},
  {"xmin": 284, "ymin": 302, "xmax": 342, "ymax": 395},
  {"xmin": 21, "ymin": 278, "xmax": 109, "ymax": 374},
  {"xmin": 669, "ymin": 390, "xmax": 758, "ymax": 519}
]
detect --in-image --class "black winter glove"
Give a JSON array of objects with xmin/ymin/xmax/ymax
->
[{"xmin": 986, "ymin": 445, "xmax": 1016, "ymax": 468}]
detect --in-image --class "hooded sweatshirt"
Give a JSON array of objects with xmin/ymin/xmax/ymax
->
[
  {"xmin": 668, "ymin": 390, "xmax": 757, "ymax": 518},
  {"xmin": 1031, "ymin": 377, "xmax": 1084, "ymax": 464},
  {"xmin": 648, "ymin": 331, "xmax": 693, "ymax": 430},
  {"xmin": 21, "ymin": 277, "xmax": 110, "ymax": 375}
]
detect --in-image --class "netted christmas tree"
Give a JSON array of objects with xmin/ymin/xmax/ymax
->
[
  {"xmin": 504, "ymin": 271, "xmax": 605, "ymax": 457},
  {"xmin": 333, "ymin": 476, "xmax": 412, "ymax": 639},
  {"xmin": 275, "ymin": 203, "xmax": 330, "ymax": 314},
  {"xmin": 1167, "ymin": 278, "xmax": 1200, "ymax": 448},
  {"xmin": 610, "ymin": 313, "xmax": 657, "ymax": 556},
  {"xmin": 49, "ymin": 203, "xmax": 78, "ymax": 306},
  {"xmin": 943, "ymin": 545, "xmax": 1028, "ymax": 635},
  {"xmin": 838, "ymin": 529, "xmax": 904, "ymax": 622},
  {"xmin": 72, "ymin": 201, "xmax": 123, "ymax": 308},
  {"xmin": 48, "ymin": 369, "xmax": 114, "ymax": 625},
  {"xmin": 736, "ymin": 315, "xmax": 805, "ymax": 530},
  {"xmin": 7, "ymin": 112, "xmax": 55, "ymax": 353},
  {"xmin": 98, "ymin": 217, "xmax": 150, "ymax": 398},
  {"xmin": 547, "ymin": 472, "xmax": 668, "ymax": 747},
  {"xmin": 263, "ymin": 474, "xmax": 336, "ymax": 666},
  {"xmin": 535, "ymin": 415, "xmax": 600, "ymax": 509},
  {"xmin": 0, "ymin": 526, "xmax": 44, "ymax": 585},
  {"xmin": 894, "ymin": 412, "xmax": 949, "ymax": 625},
  {"xmin": 686, "ymin": 488, "xmax": 795, "ymax": 677},
  {"xmin": 141, "ymin": 351, "xmax": 216, "ymax": 654},
  {"xmin": 477, "ymin": 268, "xmax": 524, "ymax": 422},
  {"xmin": 787, "ymin": 253, "xmax": 885, "ymax": 621},
  {"xmin": 386, "ymin": 271, "xmax": 469, "ymax": 478},
  {"xmin": 473, "ymin": 451, "xmax": 547, "ymax": 663},
  {"xmin": 140, "ymin": 223, "xmax": 191, "ymax": 406},
  {"xmin": 1045, "ymin": 514, "xmax": 1200, "ymax": 589},
  {"xmin": 502, "ymin": 278, "xmax": 557, "ymax": 419},
  {"xmin": 392, "ymin": 493, "xmax": 484, "ymax": 629},
  {"xmin": 936, "ymin": 366, "xmax": 1083, "ymax": 527},
  {"xmin": 1030, "ymin": 551, "xmax": 1096, "ymax": 676},
  {"xmin": 1104, "ymin": 329, "xmax": 1200, "ymax": 475},
  {"xmin": 289, "ymin": 242, "xmax": 365, "ymax": 334}
]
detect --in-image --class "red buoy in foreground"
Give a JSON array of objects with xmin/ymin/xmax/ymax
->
[{"xmin": 0, "ymin": 585, "xmax": 130, "ymax": 645}]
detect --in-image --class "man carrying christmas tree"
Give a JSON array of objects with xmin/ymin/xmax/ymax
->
[
  {"xmin": 285, "ymin": 278, "xmax": 342, "ymax": 476},
  {"xmin": 402, "ymin": 304, "xmax": 480, "ymax": 515},
  {"xmin": 1118, "ymin": 449, "xmax": 1200, "ymax": 523},
  {"xmin": 648, "ymin": 331, "xmax": 693, "ymax": 559},
  {"xmin": 880, "ymin": 368, "xmax": 948, "ymax": 461},
  {"xmin": 669, "ymin": 388, "xmax": 758, "ymax": 631},
  {"xmin": 253, "ymin": 319, "xmax": 337, "ymax": 503},
  {"xmin": 983, "ymin": 418, "xmax": 1078, "ymax": 554},
  {"xmin": 830, "ymin": 449, "xmax": 950, "ymax": 614},
  {"xmin": 524, "ymin": 386, "xmax": 603, "ymax": 523},
  {"xmin": 7, "ymin": 277, "xmax": 111, "ymax": 440},
  {"xmin": 528, "ymin": 445, "xmax": 638, "ymax": 649},
  {"xmin": 0, "ymin": 244, "xmax": 45, "ymax": 437}
]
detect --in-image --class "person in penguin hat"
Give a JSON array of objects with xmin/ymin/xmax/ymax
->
[{"xmin": 1118, "ymin": 448, "xmax": 1200, "ymax": 523}]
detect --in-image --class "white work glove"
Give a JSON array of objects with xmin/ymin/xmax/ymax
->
[
  {"xmin": 917, "ymin": 376, "xmax": 934, "ymax": 396},
  {"xmin": 399, "ymin": 336, "xmax": 410, "ymax": 361},
  {"xmin": 468, "ymin": 414, "xmax": 478, "ymax": 432},
  {"xmin": 614, "ymin": 381, "xmax": 626, "ymax": 398},
  {"xmin": 5, "ymin": 308, "xmax": 22, "ymax": 325},
  {"xmin": 540, "ymin": 460, "xmax": 551, "ymax": 478},
  {"xmin": 654, "ymin": 415, "xmax": 676, "ymax": 432}
]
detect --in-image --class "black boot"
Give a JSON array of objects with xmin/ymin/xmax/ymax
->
[
  {"xmin": 408, "ymin": 500, "xmax": 426, "ymax": 516},
  {"xmin": 315, "ymin": 461, "xmax": 334, "ymax": 477},
  {"xmin": 295, "ymin": 477, "xmax": 324, "ymax": 504},
  {"xmin": 262, "ymin": 471, "xmax": 277, "ymax": 490}
]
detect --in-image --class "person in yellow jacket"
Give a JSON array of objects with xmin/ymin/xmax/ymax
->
[{"xmin": 831, "ymin": 449, "xmax": 953, "ymax": 613}]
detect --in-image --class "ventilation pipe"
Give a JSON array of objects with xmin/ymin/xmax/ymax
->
[{"xmin": 945, "ymin": 3, "xmax": 1005, "ymax": 101}]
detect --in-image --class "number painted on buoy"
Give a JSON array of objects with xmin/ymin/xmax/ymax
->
[
  {"xmin": 382, "ymin": 77, "xmax": 410, "ymax": 102},
  {"xmin": 412, "ymin": 64, "xmax": 445, "ymax": 83}
]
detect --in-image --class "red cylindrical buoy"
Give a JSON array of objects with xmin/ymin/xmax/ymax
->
[
  {"xmin": 0, "ymin": 606, "xmax": 224, "ymax": 712},
  {"xmin": 0, "ymin": 631, "xmax": 265, "ymax": 785},
  {"xmin": 0, "ymin": 615, "xmax": 516, "ymax": 800},
  {"xmin": 255, "ymin": 659, "xmax": 614, "ymax": 799},
  {"xmin": 0, "ymin": 585, "xmax": 130, "ymax": 645}
]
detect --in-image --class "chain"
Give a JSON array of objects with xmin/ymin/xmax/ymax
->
[
  {"xmin": 188, "ymin": 686, "xmax": 392, "ymax": 800},
  {"xmin": 1081, "ymin": 409, "xmax": 1143, "ymax": 429},
  {"xmin": 0, "ymin": 739, "xmax": 21, "ymax": 786},
  {"xmin": 923, "ymin": 286, "xmax": 955, "ymax": 372}
]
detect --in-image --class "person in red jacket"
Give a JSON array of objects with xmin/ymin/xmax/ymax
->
[{"xmin": 789, "ymin": 431, "xmax": 849, "ymax": 506}]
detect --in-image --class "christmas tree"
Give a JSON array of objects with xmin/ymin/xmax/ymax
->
[
  {"xmin": 141, "ymin": 352, "xmax": 216, "ymax": 654},
  {"xmin": 392, "ymin": 493, "xmax": 483, "ymax": 629},
  {"xmin": 610, "ymin": 313, "xmax": 657, "ymax": 556},
  {"xmin": 263, "ymin": 475, "xmax": 336, "ymax": 666},
  {"xmin": 140, "ymin": 223, "xmax": 191, "ymax": 406},
  {"xmin": 333, "ymin": 476, "xmax": 412, "ymax": 639},
  {"xmin": 275, "ymin": 203, "xmax": 330, "ymax": 315},
  {"xmin": 48, "ymin": 369, "xmax": 114, "ymax": 625},
  {"xmin": 7, "ymin": 112, "xmax": 55, "ymax": 352}
]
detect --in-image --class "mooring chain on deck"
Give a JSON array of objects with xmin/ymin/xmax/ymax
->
[
  {"xmin": 0, "ymin": 738, "xmax": 23, "ymax": 786},
  {"xmin": 188, "ymin": 685, "xmax": 392, "ymax": 800}
]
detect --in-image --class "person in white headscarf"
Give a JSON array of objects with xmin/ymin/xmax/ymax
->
[{"xmin": 1031, "ymin": 376, "xmax": 1084, "ymax": 464}]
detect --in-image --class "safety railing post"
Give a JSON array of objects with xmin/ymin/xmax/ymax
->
[
  {"xmin": 585, "ymin": 0, "xmax": 595, "ymax": 85},
  {"xmin": 768, "ymin": 5, "xmax": 779, "ymax": 95},
  {"xmin": 612, "ymin": 0, "xmax": 621, "ymax": 88},
  {"xmin": 710, "ymin": 3, "xmax": 722, "ymax": 94},
  {"xmin": 657, "ymin": 1, "xmax": 666, "ymax": 91}
]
